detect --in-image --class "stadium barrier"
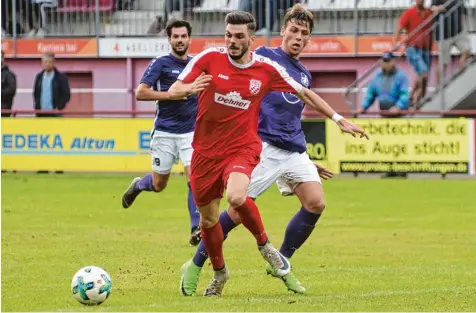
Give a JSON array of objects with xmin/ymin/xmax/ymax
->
[{"xmin": 2, "ymin": 116, "xmax": 475, "ymax": 176}]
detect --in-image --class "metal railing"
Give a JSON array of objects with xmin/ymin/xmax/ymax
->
[
  {"xmin": 344, "ymin": 0, "xmax": 475, "ymax": 113},
  {"xmin": 2, "ymin": 108, "xmax": 476, "ymax": 118},
  {"xmin": 1, "ymin": 0, "xmax": 475, "ymax": 38}
]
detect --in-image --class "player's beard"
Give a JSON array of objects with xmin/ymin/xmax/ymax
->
[
  {"xmin": 172, "ymin": 43, "xmax": 188, "ymax": 56},
  {"xmin": 228, "ymin": 43, "xmax": 249, "ymax": 60}
]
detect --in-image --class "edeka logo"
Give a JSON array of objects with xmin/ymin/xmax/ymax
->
[
  {"xmin": 214, "ymin": 92, "xmax": 251, "ymax": 110},
  {"xmin": 2, "ymin": 134, "xmax": 115, "ymax": 150},
  {"xmin": 139, "ymin": 131, "xmax": 151, "ymax": 150}
]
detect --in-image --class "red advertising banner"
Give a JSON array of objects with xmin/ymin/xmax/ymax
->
[
  {"xmin": 1, "ymin": 38, "xmax": 97, "ymax": 57},
  {"xmin": 3, "ymin": 34, "xmax": 475, "ymax": 58}
]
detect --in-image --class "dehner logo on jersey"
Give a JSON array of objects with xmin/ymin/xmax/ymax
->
[{"xmin": 214, "ymin": 91, "xmax": 251, "ymax": 110}]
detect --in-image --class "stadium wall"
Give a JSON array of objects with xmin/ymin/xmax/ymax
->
[{"xmin": 7, "ymin": 55, "xmax": 444, "ymax": 114}]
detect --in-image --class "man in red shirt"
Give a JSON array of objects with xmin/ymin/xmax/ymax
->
[
  {"xmin": 393, "ymin": 0, "xmax": 433, "ymax": 106},
  {"xmin": 169, "ymin": 11, "xmax": 368, "ymax": 296}
]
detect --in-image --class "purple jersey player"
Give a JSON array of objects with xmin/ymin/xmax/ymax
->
[
  {"xmin": 179, "ymin": 4, "xmax": 366, "ymax": 295},
  {"xmin": 121, "ymin": 19, "xmax": 211, "ymax": 246}
]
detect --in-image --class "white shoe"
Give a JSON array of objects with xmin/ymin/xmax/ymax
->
[
  {"xmin": 258, "ymin": 240, "xmax": 291, "ymax": 277},
  {"xmin": 203, "ymin": 266, "xmax": 229, "ymax": 297}
]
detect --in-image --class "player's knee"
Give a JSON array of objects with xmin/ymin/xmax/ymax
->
[
  {"xmin": 199, "ymin": 212, "xmax": 219, "ymax": 228},
  {"xmin": 226, "ymin": 192, "xmax": 247, "ymax": 208},
  {"xmin": 303, "ymin": 197, "xmax": 326, "ymax": 214}
]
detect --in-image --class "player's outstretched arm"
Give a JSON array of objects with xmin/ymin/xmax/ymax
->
[
  {"xmin": 298, "ymin": 88, "xmax": 369, "ymax": 139},
  {"xmin": 135, "ymin": 83, "xmax": 178, "ymax": 101},
  {"xmin": 168, "ymin": 73, "xmax": 212, "ymax": 100}
]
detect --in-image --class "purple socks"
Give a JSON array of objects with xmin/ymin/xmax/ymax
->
[
  {"xmin": 279, "ymin": 207, "xmax": 321, "ymax": 258},
  {"xmin": 135, "ymin": 173, "xmax": 155, "ymax": 191},
  {"xmin": 192, "ymin": 210, "xmax": 237, "ymax": 267},
  {"xmin": 187, "ymin": 182, "xmax": 200, "ymax": 229}
]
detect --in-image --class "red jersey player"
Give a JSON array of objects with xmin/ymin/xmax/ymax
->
[{"xmin": 169, "ymin": 11, "xmax": 368, "ymax": 296}]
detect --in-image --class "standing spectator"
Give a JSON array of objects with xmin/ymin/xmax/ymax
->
[
  {"xmin": 33, "ymin": 53, "xmax": 71, "ymax": 117},
  {"xmin": 1, "ymin": 51, "xmax": 17, "ymax": 117},
  {"xmin": 393, "ymin": 0, "xmax": 433, "ymax": 106},
  {"xmin": 359, "ymin": 52, "xmax": 410, "ymax": 116},
  {"xmin": 431, "ymin": 0, "xmax": 471, "ymax": 86},
  {"xmin": 239, "ymin": 0, "xmax": 298, "ymax": 34}
]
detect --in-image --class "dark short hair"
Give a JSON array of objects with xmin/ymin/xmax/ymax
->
[
  {"xmin": 283, "ymin": 3, "xmax": 314, "ymax": 33},
  {"xmin": 165, "ymin": 18, "xmax": 192, "ymax": 37},
  {"xmin": 225, "ymin": 11, "xmax": 256, "ymax": 33},
  {"xmin": 43, "ymin": 52, "xmax": 55, "ymax": 59}
]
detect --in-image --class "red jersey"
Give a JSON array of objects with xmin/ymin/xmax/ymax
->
[
  {"xmin": 178, "ymin": 47, "xmax": 303, "ymax": 159},
  {"xmin": 399, "ymin": 6, "xmax": 433, "ymax": 49}
]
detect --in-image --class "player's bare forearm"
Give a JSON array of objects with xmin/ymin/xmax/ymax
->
[
  {"xmin": 392, "ymin": 25, "xmax": 402, "ymax": 47},
  {"xmin": 135, "ymin": 83, "xmax": 172, "ymax": 101},
  {"xmin": 298, "ymin": 88, "xmax": 336, "ymax": 119},
  {"xmin": 168, "ymin": 81, "xmax": 192, "ymax": 99}
]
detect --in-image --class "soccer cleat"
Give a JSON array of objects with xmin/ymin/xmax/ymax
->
[
  {"xmin": 203, "ymin": 266, "xmax": 229, "ymax": 297},
  {"xmin": 258, "ymin": 240, "xmax": 291, "ymax": 277},
  {"xmin": 266, "ymin": 263, "xmax": 306, "ymax": 294},
  {"xmin": 121, "ymin": 177, "xmax": 141, "ymax": 209},
  {"xmin": 189, "ymin": 226, "xmax": 201, "ymax": 246},
  {"xmin": 179, "ymin": 259, "xmax": 202, "ymax": 296}
]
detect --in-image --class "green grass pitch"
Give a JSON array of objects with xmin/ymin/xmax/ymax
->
[{"xmin": 2, "ymin": 173, "xmax": 476, "ymax": 311}]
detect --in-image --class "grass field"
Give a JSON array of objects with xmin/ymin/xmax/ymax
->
[{"xmin": 2, "ymin": 173, "xmax": 476, "ymax": 312}]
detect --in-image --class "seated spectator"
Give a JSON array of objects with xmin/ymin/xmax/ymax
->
[
  {"xmin": 359, "ymin": 52, "xmax": 409, "ymax": 117},
  {"xmin": 359, "ymin": 52, "xmax": 410, "ymax": 178},
  {"xmin": 33, "ymin": 53, "xmax": 71, "ymax": 117},
  {"xmin": 1, "ymin": 51, "xmax": 17, "ymax": 117}
]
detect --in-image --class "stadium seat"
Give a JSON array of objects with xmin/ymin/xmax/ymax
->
[
  {"xmin": 56, "ymin": 0, "xmax": 113, "ymax": 12},
  {"xmin": 468, "ymin": 0, "xmax": 476, "ymax": 8},
  {"xmin": 219, "ymin": 0, "xmax": 239, "ymax": 12},
  {"xmin": 305, "ymin": 0, "xmax": 330, "ymax": 11},
  {"xmin": 193, "ymin": 0, "xmax": 228, "ymax": 13}
]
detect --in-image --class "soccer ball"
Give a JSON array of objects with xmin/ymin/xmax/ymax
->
[{"xmin": 71, "ymin": 266, "xmax": 112, "ymax": 305}]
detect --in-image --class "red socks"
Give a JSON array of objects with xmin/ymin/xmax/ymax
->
[
  {"xmin": 235, "ymin": 197, "xmax": 268, "ymax": 245},
  {"xmin": 200, "ymin": 222, "xmax": 225, "ymax": 270}
]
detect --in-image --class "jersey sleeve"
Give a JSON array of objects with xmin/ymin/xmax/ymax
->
[
  {"xmin": 140, "ymin": 57, "xmax": 163, "ymax": 87},
  {"xmin": 399, "ymin": 10, "xmax": 408, "ymax": 29},
  {"xmin": 178, "ymin": 48, "xmax": 216, "ymax": 83},
  {"xmin": 267, "ymin": 61, "xmax": 303, "ymax": 94}
]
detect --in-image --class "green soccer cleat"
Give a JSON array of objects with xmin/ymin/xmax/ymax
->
[
  {"xmin": 266, "ymin": 263, "xmax": 306, "ymax": 294},
  {"xmin": 179, "ymin": 259, "xmax": 202, "ymax": 296}
]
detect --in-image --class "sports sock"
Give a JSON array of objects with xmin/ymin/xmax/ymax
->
[
  {"xmin": 200, "ymin": 222, "xmax": 225, "ymax": 270},
  {"xmin": 280, "ymin": 207, "xmax": 321, "ymax": 258},
  {"xmin": 192, "ymin": 210, "xmax": 238, "ymax": 267},
  {"xmin": 134, "ymin": 173, "xmax": 156, "ymax": 192},
  {"xmin": 235, "ymin": 197, "xmax": 268, "ymax": 245},
  {"xmin": 187, "ymin": 182, "xmax": 200, "ymax": 229}
]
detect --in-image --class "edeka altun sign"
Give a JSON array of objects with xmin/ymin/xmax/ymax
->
[
  {"xmin": 0, "ymin": 118, "xmax": 184, "ymax": 173},
  {"xmin": 326, "ymin": 118, "xmax": 471, "ymax": 174}
]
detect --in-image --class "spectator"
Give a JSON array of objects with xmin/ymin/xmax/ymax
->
[
  {"xmin": 431, "ymin": 0, "xmax": 471, "ymax": 86},
  {"xmin": 33, "ymin": 53, "xmax": 71, "ymax": 117},
  {"xmin": 359, "ymin": 52, "xmax": 410, "ymax": 178},
  {"xmin": 393, "ymin": 0, "xmax": 433, "ymax": 106},
  {"xmin": 1, "ymin": 51, "xmax": 17, "ymax": 117},
  {"xmin": 359, "ymin": 52, "xmax": 409, "ymax": 116}
]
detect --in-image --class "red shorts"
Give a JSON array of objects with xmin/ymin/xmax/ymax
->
[{"xmin": 190, "ymin": 151, "xmax": 260, "ymax": 206}]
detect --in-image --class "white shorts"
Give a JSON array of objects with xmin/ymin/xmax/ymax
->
[
  {"xmin": 150, "ymin": 131, "xmax": 193, "ymax": 175},
  {"xmin": 248, "ymin": 142, "xmax": 321, "ymax": 198},
  {"xmin": 441, "ymin": 31, "xmax": 471, "ymax": 65}
]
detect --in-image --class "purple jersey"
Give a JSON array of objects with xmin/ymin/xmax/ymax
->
[
  {"xmin": 140, "ymin": 54, "xmax": 197, "ymax": 134},
  {"xmin": 255, "ymin": 46, "xmax": 311, "ymax": 153}
]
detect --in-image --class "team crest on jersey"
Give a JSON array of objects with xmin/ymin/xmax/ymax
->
[
  {"xmin": 301, "ymin": 73, "xmax": 309, "ymax": 87},
  {"xmin": 249, "ymin": 79, "xmax": 262, "ymax": 95}
]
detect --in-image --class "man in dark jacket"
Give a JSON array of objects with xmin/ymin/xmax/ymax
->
[
  {"xmin": 1, "ymin": 51, "xmax": 17, "ymax": 117},
  {"xmin": 33, "ymin": 53, "xmax": 71, "ymax": 117}
]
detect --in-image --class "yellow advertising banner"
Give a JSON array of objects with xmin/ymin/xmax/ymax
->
[
  {"xmin": 1, "ymin": 118, "xmax": 184, "ymax": 173},
  {"xmin": 326, "ymin": 118, "xmax": 471, "ymax": 174}
]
